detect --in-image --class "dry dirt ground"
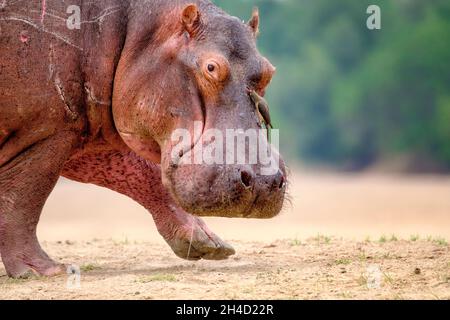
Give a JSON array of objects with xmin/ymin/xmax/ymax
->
[
  {"xmin": 0, "ymin": 238, "xmax": 449, "ymax": 300},
  {"xmin": 0, "ymin": 171, "xmax": 449, "ymax": 299}
]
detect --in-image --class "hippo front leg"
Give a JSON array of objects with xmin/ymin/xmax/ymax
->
[
  {"xmin": 151, "ymin": 203, "xmax": 235, "ymax": 261},
  {"xmin": 63, "ymin": 149, "xmax": 235, "ymax": 260},
  {"xmin": 0, "ymin": 132, "xmax": 77, "ymax": 278}
]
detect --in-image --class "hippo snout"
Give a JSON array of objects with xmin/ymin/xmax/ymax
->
[
  {"xmin": 243, "ymin": 168, "xmax": 287, "ymax": 219},
  {"xmin": 163, "ymin": 161, "xmax": 287, "ymax": 219}
]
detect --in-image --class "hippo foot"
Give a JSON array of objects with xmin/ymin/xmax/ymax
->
[
  {"xmin": 2, "ymin": 252, "xmax": 65, "ymax": 278},
  {"xmin": 165, "ymin": 216, "xmax": 235, "ymax": 261}
]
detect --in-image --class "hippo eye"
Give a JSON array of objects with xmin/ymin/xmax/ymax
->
[
  {"xmin": 203, "ymin": 58, "xmax": 229, "ymax": 83},
  {"xmin": 205, "ymin": 61, "xmax": 219, "ymax": 77}
]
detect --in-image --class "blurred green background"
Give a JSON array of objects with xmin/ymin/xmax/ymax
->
[{"xmin": 213, "ymin": 0, "xmax": 450, "ymax": 172}]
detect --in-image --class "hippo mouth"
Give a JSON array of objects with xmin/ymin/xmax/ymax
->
[
  {"xmin": 162, "ymin": 141, "xmax": 286, "ymax": 219},
  {"xmin": 166, "ymin": 92, "xmax": 207, "ymax": 170},
  {"xmin": 175, "ymin": 92, "xmax": 207, "ymax": 166},
  {"xmin": 243, "ymin": 194, "xmax": 260, "ymax": 218}
]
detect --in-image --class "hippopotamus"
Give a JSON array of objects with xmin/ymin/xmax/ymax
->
[{"xmin": 0, "ymin": 0, "xmax": 287, "ymax": 278}]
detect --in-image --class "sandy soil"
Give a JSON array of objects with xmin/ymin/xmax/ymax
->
[
  {"xmin": 0, "ymin": 238, "xmax": 449, "ymax": 300},
  {"xmin": 0, "ymin": 171, "xmax": 449, "ymax": 299}
]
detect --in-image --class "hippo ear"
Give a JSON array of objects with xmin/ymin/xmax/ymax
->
[
  {"xmin": 181, "ymin": 4, "xmax": 202, "ymax": 38},
  {"xmin": 248, "ymin": 7, "xmax": 260, "ymax": 38}
]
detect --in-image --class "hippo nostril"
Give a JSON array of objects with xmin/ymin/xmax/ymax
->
[
  {"xmin": 240, "ymin": 171, "xmax": 253, "ymax": 189},
  {"xmin": 270, "ymin": 170, "xmax": 285, "ymax": 190},
  {"xmin": 279, "ymin": 176, "xmax": 286, "ymax": 189}
]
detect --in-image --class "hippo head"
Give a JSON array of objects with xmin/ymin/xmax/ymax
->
[{"xmin": 113, "ymin": 3, "xmax": 286, "ymax": 218}]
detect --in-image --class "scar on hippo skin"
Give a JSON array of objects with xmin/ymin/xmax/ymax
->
[
  {"xmin": 0, "ymin": 16, "xmax": 83, "ymax": 50},
  {"xmin": 84, "ymin": 84, "xmax": 111, "ymax": 106},
  {"xmin": 19, "ymin": 30, "xmax": 28, "ymax": 43},
  {"xmin": 40, "ymin": 0, "xmax": 46, "ymax": 25},
  {"xmin": 48, "ymin": 43, "xmax": 78, "ymax": 121},
  {"xmin": 29, "ymin": 4, "xmax": 121, "ymax": 33},
  {"xmin": 83, "ymin": 6, "xmax": 122, "ymax": 32}
]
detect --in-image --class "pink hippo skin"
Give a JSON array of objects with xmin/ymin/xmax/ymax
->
[
  {"xmin": 62, "ymin": 142, "xmax": 235, "ymax": 262},
  {"xmin": 0, "ymin": 0, "xmax": 286, "ymax": 278}
]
